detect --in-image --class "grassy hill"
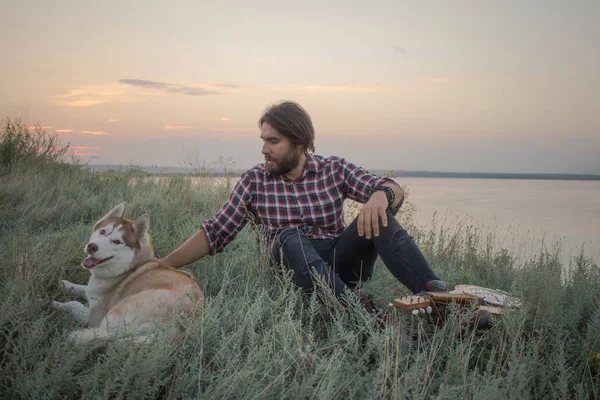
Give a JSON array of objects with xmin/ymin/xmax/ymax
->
[{"xmin": 1, "ymin": 119, "xmax": 599, "ymax": 399}]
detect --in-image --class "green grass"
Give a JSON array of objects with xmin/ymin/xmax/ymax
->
[{"xmin": 1, "ymin": 120, "xmax": 599, "ymax": 399}]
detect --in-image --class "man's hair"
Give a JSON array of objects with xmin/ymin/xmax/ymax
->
[{"xmin": 258, "ymin": 101, "xmax": 315, "ymax": 153}]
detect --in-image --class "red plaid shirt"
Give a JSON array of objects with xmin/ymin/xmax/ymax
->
[{"xmin": 201, "ymin": 154, "xmax": 396, "ymax": 254}]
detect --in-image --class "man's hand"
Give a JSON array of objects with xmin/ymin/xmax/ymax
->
[{"xmin": 358, "ymin": 190, "xmax": 389, "ymax": 239}]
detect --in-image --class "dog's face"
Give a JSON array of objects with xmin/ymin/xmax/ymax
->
[{"xmin": 83, "ymin": 203, "xmax": 150, "ymax": 278}]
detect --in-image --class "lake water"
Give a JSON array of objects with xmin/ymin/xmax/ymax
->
[{"xmin": 393, "ymin": 177, "xmax": 600, "ymax": 265}]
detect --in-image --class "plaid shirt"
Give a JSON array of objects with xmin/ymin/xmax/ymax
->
[{"xmin": 201, "ymin": 154, "xmax": 396, "ymax": 254}]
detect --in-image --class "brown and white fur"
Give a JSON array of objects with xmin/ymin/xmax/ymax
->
[{"xmin": 53, "ymin": 203, "xmax": 204, "ymax": 345}]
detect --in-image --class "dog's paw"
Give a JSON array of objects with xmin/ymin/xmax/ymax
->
[
  {"xmin": 60, "ymin": 280, "xmax": 76, "ymax": 293},
  {"xmin": 67, "ymin": 328, "xmax": 105, "ymax": 345},
  {"xmin": 66, "ymin": 329, "xmax": 85, "ymax": 345},
  {"xmin": 52, "ymin": 300, "xmax": 65, "ymax": 309}
]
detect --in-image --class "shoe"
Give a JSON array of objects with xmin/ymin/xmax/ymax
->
[
  {"xmin": 425, "ymin": 280, "xmax": 448, "ymax": 292},
  {"xmin": 471, "ymin": 309, "xmax": 493, "ymax": 330},
  {"xmin": 357, "ymin": 293, "xmax": 393, "ymax": 330},
  {"xmin": 358, "ymin": 293, "xmax": 379, "ymax": 314}
]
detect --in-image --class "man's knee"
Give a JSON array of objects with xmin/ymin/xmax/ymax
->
[
  {"xmin": 271, "ymin": 227, "xmax": 308, "ymax": 265},
  {"xmin": 370, "ymin": 215, "xmax": 416, "ymax": 248},
  {"xmin": 272, "ymin": 227, "xmax": 302, "ymax": 256},
  {"xmin": 375, "ymin": 211, "xmax": 406, "ymax": 234}
]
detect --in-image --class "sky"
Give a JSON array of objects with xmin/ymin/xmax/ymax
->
[{"xmin": 1, "ymin": 0, "xmax": 599, "ymax": 174}]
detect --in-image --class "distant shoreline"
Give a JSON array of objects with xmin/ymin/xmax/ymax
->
[
  {"xmin": 375, "ymin": 170, "xmax": 600, "ymax": 181},
  {"xmin": 86, "ymin": 164, "xmax": 600, "ymax": 182}
]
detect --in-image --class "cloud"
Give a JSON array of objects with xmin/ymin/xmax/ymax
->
[
  {"xmin": 119, "ymin": 79, "xmax": 224, "ymax": 96},
  {"xmin": 52, "ymin": 85, "xmax": 125, "ymax": 107},
  {"xmin": 80, "ymin": 130, "xmax": 109, "ymax": 135},
  {"xmin": 215, "ymin": 83, "xmax": 240, "ymax": 88},
  {"xmin": 54, "ymin": 90, "xmax": 85, "ymax": 98},
  {"xmin": 52, "ymin": 80, "xmax": 234, "ymax": 108},
  {"xmin": 221, "ymin": 117, "xmax": 230, "ymax": 121},
  {"xmin": 56, "ymin": 99, "xmax": 104, "ymax": 107},
  {"xmin": 164, "ymin": 125, "xmax": 192, "ymax": 131},
  {"xmin": 27, "ymin": 125, "xmax": 51, "ymax": 130},
  {"xmin": 56, "ymin": 129, "xmax": 73, "ymax": 133},
  {"xmin": 393, "ymin": 45, "xmax": 407, "ymax": 55},
  {"xmin": 108, "ymin": 119, "xmax": 119, "ymax": 122},
  {"xmin": 71, "ymin": 146, "xmax": 100, "ymax": 156}
]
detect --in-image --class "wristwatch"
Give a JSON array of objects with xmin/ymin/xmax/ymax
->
[{"xmin": 372, "ymin": 186, "xmax": 395, "ymax": 210}]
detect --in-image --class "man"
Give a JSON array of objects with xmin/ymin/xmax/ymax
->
[{"xmin": 161, "ymin": 101, "xmax": 446, "ymax": 306}]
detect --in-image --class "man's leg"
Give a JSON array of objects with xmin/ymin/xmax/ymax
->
[
  {"xmin": 331, "ymin": 211, "xmax": 443, "ymax": 294},
  {"xmin": 324, "ymin": 225, "xmax": 378, "ymax": 289},
  {"xmin": 271, "ymin": 227, "xmax": 348, "ymax": 297}
]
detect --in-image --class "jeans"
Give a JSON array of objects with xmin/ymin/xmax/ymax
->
[{"xmin": 270, "ymin": 210, "xmax": 439, "ymax": 296}]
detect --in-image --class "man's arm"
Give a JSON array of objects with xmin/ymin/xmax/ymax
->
[
  {"xmin": 161, "ymin": 229, "xmax": 211, "ymax": 269},
  {"xmin": 336, "ymin": 157, "xmax": 406, "ymax": 238},
  {"xmin": 162, "ymin": 172, "xmax": 253, "ymax": 268},
  {"xmin": 382, "ymin": 181, "xmax": 404, "ymax": 209}
]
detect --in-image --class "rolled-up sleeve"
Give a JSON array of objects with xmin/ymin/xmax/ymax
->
[
  {"xmin": 336, "ymin": 157, "xmax": 396, "ymax": 203},
  {"xmin": 201, "ymin": 173, "xmax": 252, "ymax": 254}
]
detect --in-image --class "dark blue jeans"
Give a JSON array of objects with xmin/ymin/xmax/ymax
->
[{"xmin": 270, "ymin": 210, "xmax": 439, "ymax": 297}]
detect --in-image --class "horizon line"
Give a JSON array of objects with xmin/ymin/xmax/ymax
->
[{"xmin": 84, "ymin": 163, "xmax": 600, "ymax": 180}]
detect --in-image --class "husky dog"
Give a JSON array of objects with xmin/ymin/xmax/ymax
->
[{"xmin": 53, "ymin": 203, "xmax": 204, "ymax": 344}]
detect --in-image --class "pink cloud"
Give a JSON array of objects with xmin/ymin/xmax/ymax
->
[
  {"xmin": 71, "ymin": 146, "xmax": 100, "ymax": 156},
  {"xmin": 164, "ymin": 125, "xmax": 192, "ymax": 131},
  {"xmin": 80, "ymin": 130, "xmax": 109, "ymax": 135},
  {"xmin": 27, "ymin": 125, "xmax": 51, "ymax": 130},
  {"xmin": 55, "ymin": 99, "xmax": 104, "ymax": 107}
]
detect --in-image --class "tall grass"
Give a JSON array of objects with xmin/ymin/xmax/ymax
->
[{"xmin": 1, "ymin": 120, "xmax": 599, "ymax": 399}]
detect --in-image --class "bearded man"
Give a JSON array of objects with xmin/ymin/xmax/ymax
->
[{"xmin": 162, "ymin": 101, "xmax": 447, "ymax": 307}]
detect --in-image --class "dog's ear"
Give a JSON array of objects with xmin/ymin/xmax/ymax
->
[
  {"xmin": 132, "ymin": 214, "xmax": 149, "ymax": 243},
  {"xmin": 102, "ymin": 203, "xmax": 126, "ymax": 220}
]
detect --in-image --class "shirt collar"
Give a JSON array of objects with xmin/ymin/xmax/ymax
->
[{"xmin": 304, "ymin": 153, "xmax": 319, "ymax": 174}]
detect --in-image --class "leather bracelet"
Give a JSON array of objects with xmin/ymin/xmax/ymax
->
[{"xmin": 372, "ymin": 186, "xmax": 395, "ymax": 210}]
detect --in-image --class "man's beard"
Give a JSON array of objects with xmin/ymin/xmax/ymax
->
[{"xmin": 266, "ymin": 148, "xmax": 302, "ymax": 177}]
